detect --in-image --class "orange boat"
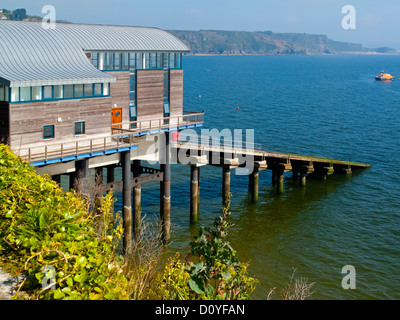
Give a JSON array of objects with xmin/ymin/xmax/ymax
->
[{"xmin": 376, "ymin": 71, "xmax": 394, "ymax": 81}]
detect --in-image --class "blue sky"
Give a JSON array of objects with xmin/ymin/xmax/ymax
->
[{"xmin": 2, "ymin": 0, "xmax": 400, "ymax": 49}]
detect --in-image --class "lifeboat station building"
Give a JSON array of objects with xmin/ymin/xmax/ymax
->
[{"xmin": 0, "ymin": 20, "xmax": 204, "ymax": 244}]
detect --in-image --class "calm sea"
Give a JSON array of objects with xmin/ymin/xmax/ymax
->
[{"xmin": 113, "ymin": 55, "xmax": 400, "ymax": 300}]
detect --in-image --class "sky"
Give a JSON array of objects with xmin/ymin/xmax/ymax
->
[{"xmin": 2, "ymin": 0, "xmax": 400, "ymax": 50}]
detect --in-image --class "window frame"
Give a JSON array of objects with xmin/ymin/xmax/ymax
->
[
  {"xmin": 43, "ymin": 125, "xmax": 55, "ymax": 140},
  {"xmin": 74, "ymin": 121, "xmax": 85, "ymax": 136}
]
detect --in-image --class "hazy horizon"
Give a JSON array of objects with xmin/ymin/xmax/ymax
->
[{"xmin": 2, "ymin": 0, "xmax": 400, "ymax": 50}]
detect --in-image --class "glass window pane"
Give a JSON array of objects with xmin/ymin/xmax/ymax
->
[
  {"xmin": 32, "ymin": 86, "xmax": 42, "ymax": 100},
  {"xmin": 94, "ymin": 83, "xmax": 102, "ymax": 96},
  {"xmin": 74, "ymin": 84, "xmax": 83, "ymax": 97},
  {"xmin": 11, "ymin": 87, "xmax": 19, "ymax": 102},
  {"xmin": 169, "ymin": 53, "xmax": 176, "ymax": 68},
  {"xmin": 114, "ymin": 52, "xmax": 121, "ymax": 70},
  {"xmin": 43, "ymin": 86, "xmax": 52, "ymax": 99},
  {"xmin": 75, "ymin": 122, "xmax": 85, "ymax": 135},
  {"xmin": 150, "ymin": 53, "xmax": 157, "ymax": 69},
  {"xmin": 64, "ymin": 85, "xmax": 74, "ymax": 98},
  {"xmin": 98, "ymin": 52, "xmax": 105, "ymax": 70},
  {"xmin": 164, "ymin": 102, "xmax": 170, "ymax": 114},
  {"xmin": 92, "ymin": 52, "xmax": 98, "ymax": 60},
  {"xmin": 162, "ymin": 53, "xmax": 169, "ymax": 69},
  {"xmin": 20, "ymin": 87, "xmax": 31, "ymax": 101},
  {"xmin": 136, "ymin": 53, "xmax": 143, "ymax": 69},
  {"xmin": 54, "ymin": 85, "xmax": 63, "ymax": 99},
  {"xmin": 5, "ymin": 86, "xmax": 9, "ymax": 102},
  {"xmin": 144, "ymin": 53, "xmax": 150, "ymax": 69},
  {"xmin": 43, "ymin": 125, "xmax": 54, "ymax": 139},
  {"xmin": 0, "ymin": 84, "xmax": 4, "ymax": 101},
  {"xmin": 103, "ymin": 83, "xmax": 109, "ymax": 96},
  {"xmin": 106, "ymin": 53, "xmax": 113, "ymax": 70},
  {"xmin": 122, "ymin": 52, "xmax": 129, "ymax": 69},
  {"xmin": 84, "ymin": 84, "xmax": 93, "ymax": 97}
]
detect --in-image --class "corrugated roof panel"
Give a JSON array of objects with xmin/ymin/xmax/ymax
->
[{"xmin": 0, "ymin": 21, "xmax": 189, "ymax": 87}]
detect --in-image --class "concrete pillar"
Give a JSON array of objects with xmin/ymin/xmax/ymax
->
[
  {"xmin": 107, "ymin": 165, "xmax": 115, "ymax": 184},
  {"xmin": 132, "ymin": 160, "xmax": 141, "ymax": 240},
  {"xmin": 190, "ymin": 165, "xmax": 200, "ymax": 223},
  {"xmin": 272, "ymin": 168, "xmax": 278, "ymax": 184},
  {"xmin": 276, "ymin": 169, "xmax": 284, "ymax": 194},
  {"xmin": 74, "ymin": 159, "xmax": 89, "ymax": 194},
  {"xmin": 160, "ymin": 132, "xmax": 171, "ymax": 243},
  {"xmin": 222, "ymin": 166, "xmax": 231, "ymax": 207},
  {"xmin": 300, "ymin": 172, "xmax": 307, "ymax": 186},
  {"xmin": 249, "ymin": 168, "xmax": 259, "ymax": 203},
  {"xmin": 122, "ymin": 151, "xmax": 132, "ymax": 253}
]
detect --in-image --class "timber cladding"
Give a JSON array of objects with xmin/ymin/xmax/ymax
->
[
  {"xmin": 169, "ymin": 69, "xmax": 183, "ymax": 117},
  {"xmin": 106, "ymin": 71, "xmax": 130, "ymax": 123},
  {"xmin": 137, "ymin": 69, "xmax": 164, "ymax": 121},
  {"xmin": 9, "ymin": 97, "xmax": 112, "ymax": 149}
]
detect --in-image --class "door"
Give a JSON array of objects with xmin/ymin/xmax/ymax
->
[{"xmin": 111, "ymin": 107, "xmax": 123, "ymax": 130}]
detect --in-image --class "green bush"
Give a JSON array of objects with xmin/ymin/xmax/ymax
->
[
  {"xmin": 147, "ymin": 203, "xmax": 258, "ymax": 300},
  {"xmin": 0, "ymin": 144, "xmax": 129, "ymax": 300}
]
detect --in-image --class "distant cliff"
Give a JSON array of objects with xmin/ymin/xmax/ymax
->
[{"xmin": 169, "ymin": 30, "xmax": 397, "ymax": 55}]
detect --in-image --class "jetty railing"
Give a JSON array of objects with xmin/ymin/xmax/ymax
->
[{"xmin": 15, "ymin": 111, "xmax": 204, "ymax": 164}]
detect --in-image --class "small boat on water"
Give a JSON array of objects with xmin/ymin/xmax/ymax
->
[{"xmin": 375, "ymin": 71, "xmax": 394, "ymax": 81}]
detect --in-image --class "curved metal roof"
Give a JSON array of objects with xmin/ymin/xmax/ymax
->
[{"xmin": 0, "ymin": 21, "xmax": 189, "ymax": 87}]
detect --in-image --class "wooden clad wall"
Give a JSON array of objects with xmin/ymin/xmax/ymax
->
[
  {"xmin": 9, "ymin": 97, "xmax": 112, "ymax": 149},
  {"xmin": 0, "ymin": 102, "xmax": 10, "ymax": 144},
  {"xmin": 106, "ymin": 71, "xmax": 130, "ymax": 123},
  {"xmin": 169, "ymin": 69, "xmax": 184, "ymax": 117},
  {"xmin": 136, "ymin": 70, "xmax": 164, "ymax": 122}
]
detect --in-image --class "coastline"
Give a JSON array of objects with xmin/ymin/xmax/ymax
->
[{"xmin": 184, "ymin": 52, "xmax": 400, "ymax": 57}]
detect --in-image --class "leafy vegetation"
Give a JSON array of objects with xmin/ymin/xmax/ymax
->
[{"xmin": 0, "ymin": 144, "xmax": 257, "ymax": 300}]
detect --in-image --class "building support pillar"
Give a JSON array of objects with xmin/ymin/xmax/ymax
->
[
  {"xmin": 132, "ymin": 160, "xmax": 142, "ymax": 241},
  {"xmin": 276, "ymin": 168, "xmax": 284, "ymax": 194},
  {"xmin": 122, "ymin": 151, "xmax": 132, "ymax": 253},
  {"xmin": 74, "ymin": 159, "xmax": 89, "ymax": 194},
  {"xmin": 160, "ymin": 132, "xmax": 171, "ymax": 243},
  {"xmin": 249, "ymin": 167, "xmax": 259, "ymax": 203},
  {"xmin": 222, "ymin": 166, "xmax": 231, "ymax": 207},
  {"xmin": 190, "ymin": 165, "xmax": 200, "ymax": 223},
  {"xmin": 300, "ymin": 172, "xmax": 307, "ymax": 186}
]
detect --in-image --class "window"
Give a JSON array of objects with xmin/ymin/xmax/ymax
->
[
  {"xmin": 136, "ymin": 53, "xmax": 143, "ymax": 69},
  {"xmin": 43, "ymin": 125, "xmax": 55, "ymax": 140},
  {"xmin": 0, "ymin": 84, "xmax": 4, "ymax": 101},
  {"xmin": 64, "ymin": 85, "xmax": 74, "ymax": 98},
  {"xmin": 32, "ymin": 86, "xmax": 42, "ymax": 100},
  {"xmin": 74, "ymin": 84, "xmax": 84, "ymax": 97},
  {"xmin": 150, "ymin": 53, "xmax": 157, "ymax": 69},
  {"xmin": 169, "ymin": 53, "xmax": 176, "ymax": 69},
  {"xmin": 164, "ymin": 102, "xmax": 170, "ymax": 115},
  {"xmin": 162, "ymin": 53, "xmax": 169, "ymax": 69},
  {"xmin": 43, "ymin": 86, "xmax": 53, "ymax": 100},
  {"xmin": 103, "ymin": 83, "xmax": 110, "ymax": 96},
  {"xmin": 11, "ymin": 87, "xmax": 19, "ymax": 102},
  {"xmin": 106, "ymin": 53, "xmax": 113, "ymax": 70},
  {"xmin": 122, "ymin": 52, "xmax": 129, "ymax": 70},
  {"xmin": 54, "ymin": 86, "xmax": 63, "ymax": 99},
  {"xmin": 20, "ymin": 87, "xmax": 31, "ymax": 102},
  {"xmin": 114, "ymin": 52, "xmax": 121, "ymax": 70},
  {"xmin": 98, "ymin": 52, "xmax": 105, "ymax": 70},
  {"xmin": 94, "ymin": 83, "xmax": 102, "ymax": 96},
  {"xmin": 74, "ymin": 122, "xmax": 85, "ymax": 135},
  {"xmin": 84, "ymin": 84, "xmax": 93, "ymax": 97},
  {"xmin": 91, "ymin": 52, "xmax": 98, "ymax": 69}
]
